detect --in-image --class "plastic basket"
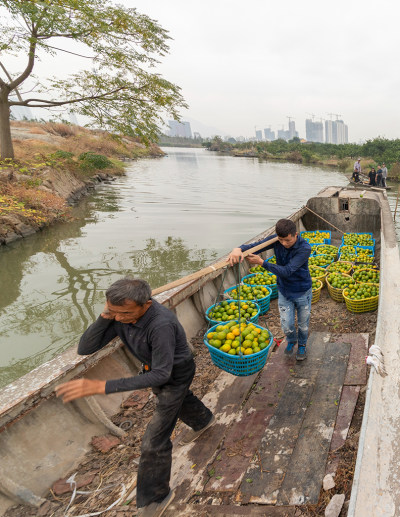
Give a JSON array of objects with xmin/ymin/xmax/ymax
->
[
  {"xmin": 326, "ymin": 273, "xmax": 353, "ymax": 303},
  {"xmin": 204, "ymin": 320, "xmax": 273, "ymax": 376},
  {"xmin": 352, "ymin": 268, "xmax": 380, "ymax": 286},
  {"xmin": 343, "ymin": 285, "xmax": 379, "ymax": 313},
  {"xmin": 342, "ymin": 232, "xmax": 374, "ymax": 246},
  {"xmin": 266, "ymin": 255, "xmax": 276, "ymax": 264},
  {"xmin": 309, "ymin": 265, "xmax": 327, "ymax": 286},
  {"xmin": 205, "ymin": 300, "xmax": 260, "ymax": 326},
  {"xmin": 224, "ymin": 285, "xmax": 272, "ymax": 315},
  {"xmin": 338, "ymin": 253, "xmax": 358, "ymax": 263},
  {"xmin": 242, "ymin": 273, "xmax": 278, "ymax": 300},
  {"xmin": 301, "ymin": 230, "xmax": 331, "ymax": 244},
  {"xmin": 311, "ymin": 279, "xmax": 323, "ymax": 304},
  {"xmin": 314, "ymin": 244, "xmax": 338, "ymax": 259},
  {"xmin": 326, "ymin": 261, "xmax": 353, "ymax": 275},
  {"xmin": 308, "ymin": 254, "xmax": 334, "ymax": 269}
]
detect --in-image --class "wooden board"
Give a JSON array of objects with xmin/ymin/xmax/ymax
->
[
  {"xmin": 329, "ymin": 333, "xmax": 369, "ymax": 385},
  {"xmin": 164, "ymin": 503, "xmax": 296, "ymax": 516},
  {"xmin": 276, "ymin": 340, "xmax": 351, "ymax": 505}
]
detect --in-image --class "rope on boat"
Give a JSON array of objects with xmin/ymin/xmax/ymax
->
[
  {"xmin": 85, "ymin": 396, "xmax": 126, "ymax": 437},
  {"xmin": 303, "ymin": 205, "xmax": 345, "ymax": 235}
]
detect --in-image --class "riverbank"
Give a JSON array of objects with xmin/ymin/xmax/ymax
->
[{"xmin": 0, "ymin": 121, "xmax": 164, "ymax": 245}]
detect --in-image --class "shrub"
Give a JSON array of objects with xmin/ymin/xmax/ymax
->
[
  {"xmin": 51, "ymin": 150, "xmax": 74, "ymax": 159},
  {"xmin": 337, "ymin": 159, "xmax": 350, "ymax": 171},
  {"xmin": 78, "ymin": 152, "xmax": 112, "ymax": 171},
  {"xmin": 42, "ymin": 122, "xmax": 78, "ymax": 137}
]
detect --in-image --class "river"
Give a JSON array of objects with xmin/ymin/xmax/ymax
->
[{"xmin": 0, "ymin": 148, "xmax": 397, "ymax": 388}]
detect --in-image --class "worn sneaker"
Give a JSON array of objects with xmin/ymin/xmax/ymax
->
[
  {"xmin": 137, "ymin": 490, "xmax": 175, "ymax": 517},
  {"xmin": 284, "ymin": 343, "xmax": 296, "ymax": 355},
  {"xmin": 179, "ymin": 415, "xmax": 216, "ymax": 446},
  {"xmin": 296, "ymin": 346, "xmax": 307, "ymax": 361}
]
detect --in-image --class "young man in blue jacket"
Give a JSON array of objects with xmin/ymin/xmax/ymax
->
[{"xmin": 228, "ymin": 219, "xmax": 312, "ymax": 360}]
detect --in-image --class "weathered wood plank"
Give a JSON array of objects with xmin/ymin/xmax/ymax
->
[
  {"xmin": 204, "ymin": 342, "xmax": 295, "ymax": 493},
  {"xmin": 330, "ymin": 333, "xmax": 368, "ymax": 385},
  {"xmin": 171, "ymin": 370, "xmax": 258, "ymax": 502},
  {"xmin": 325, "ymin": 385, "xmax": 360, "ymax": 477},
  {"xmin": 238, "ymin": 377, "xmax": 315, "ymax": 504},
  {"xmin": 164, "ymin": 503, "xmax": 296, "ymax": 516},
  {"xmin": 276, "ymin": 341, "xmax": 351, "ymax": 505}
]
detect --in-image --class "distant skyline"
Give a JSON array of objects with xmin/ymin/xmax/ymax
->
[{"xmin": 3, "ymin": 1, "xmax": 400, "ymax": 142}]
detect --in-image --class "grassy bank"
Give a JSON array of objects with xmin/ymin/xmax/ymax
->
[{"xmin": 0, "ymin": 121, "xmax": 164, "ymax": 243}]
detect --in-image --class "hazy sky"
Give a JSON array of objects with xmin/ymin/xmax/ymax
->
[{"xmin": 3, "ymin": 0, "xmax": 400, "ymax": 141}]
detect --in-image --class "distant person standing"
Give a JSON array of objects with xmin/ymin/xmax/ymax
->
[
  {"xmin": 368, "ymin": 167, "xmax": 377, "ymax": 186},
  {"xmin": 376, "ymin": 165, "xmax": 383, "ymax": 187},
  {"xmin": 382, "ymin": 163, "xmax": 388, "ymax": 187},
  {"xmin": 352, "ymin": 157, "xmax": 362, "ymax": 183}
]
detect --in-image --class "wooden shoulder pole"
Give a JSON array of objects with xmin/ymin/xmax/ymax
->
[{"xmin": 151, "ymin": 237, "xmax": 278, "ymax": 296}]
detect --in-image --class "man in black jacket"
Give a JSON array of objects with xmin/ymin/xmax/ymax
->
[{"xmin": 57, "ymin": 277, "xmax": 214, "ymax": 517}]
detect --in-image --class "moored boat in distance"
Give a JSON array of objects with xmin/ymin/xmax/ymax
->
[{"xmin": 0, "ymin": 186, "xmax": 399, "ymax": 516}]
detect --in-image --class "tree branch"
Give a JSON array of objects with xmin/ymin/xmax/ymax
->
[
  {"xmin": 9, "ymin": 87, "xmax": 129, "ymax": 107},
  {"xmin": 0, "ymin": 61, "xmax": 24, "ymax": 102},
  {"xmin": 8, "ymin": 31, "xmax": 38, "ymax": 92}
]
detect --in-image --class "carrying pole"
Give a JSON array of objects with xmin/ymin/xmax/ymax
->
[{"xmin": 151, "ymin": 237, "xmax": 278, "ymax": 296}]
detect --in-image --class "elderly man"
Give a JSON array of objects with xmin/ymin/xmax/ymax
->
[{"xmin": 57, "ymin": 277, "xmax": 214, "ymax": 517}]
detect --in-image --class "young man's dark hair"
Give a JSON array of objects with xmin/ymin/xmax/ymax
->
[{"xmin": 276, "ymin": 219, "xmax": 297, "ymax": 238}]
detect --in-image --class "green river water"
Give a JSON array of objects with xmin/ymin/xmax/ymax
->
[{"xmin": 1, "ymin": 147, "xmax": 399, "ymax": 388}]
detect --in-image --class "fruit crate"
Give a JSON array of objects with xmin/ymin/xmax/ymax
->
[
  {"xmin": 204, "ymin": 320, "xmax": 273, "ymax": 376},
  {"xmin": 343, "ymin": 289, "xmax": 379, "ymax": 313},
  {"xmin": 308, "ymin": 254, "xmax": 334, "ymax": 269},
  {"xmin": 326, "ymin": 261, "xmax": 353, "ymax": 275},
  {"xmin": 338, "ymin": 253, "xmax": 358, "ymax": 263},
  {"xmin": 311, "ymin": 279, "xmax": 323, "ymax": 304},
  {"xmin": 205, "ymin": 300, "xmax": 260, "ymax": 326},
  {"xmin": 314, "ymin": 244, "xmax": 338, "ymax": 259},
  {"xmin": 242, "ymin": 273, "xmax": 278, "ymax": 299},
  {"xmin": 326, "ymin": 273, "xmax": 353, "ymax": 303},
  {"xmin": 224, "ymin": 285, "xmax": 272, "ymax": 315},
  {"xmin": 342, "ymin": 232, "xmax": 374, "ymax": 246},
  {"xmin": 309, "ymin": 265, "xmax": 327, "ymax": 286},
  {"xmin": 300, "ymin": 230, "xmax": 331, "ymax": 244},
  {"xmin": 352, "ymin": 268, "xmax": 380, "ymax": 286}
]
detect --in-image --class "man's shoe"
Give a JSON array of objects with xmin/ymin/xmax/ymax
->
[
  {"xmin": 179, "ymin": 415, "xmax": 216, "ymax": 446},
  {"xmin": 284, "ymin": 342, "xmax": 296, "ymax": 355},
  {"xmin": 137, "ymin": 491, "xmax": 175, "ymax": 517},
  {"xmin": 296, "ymin": 346, "xmax": 307, "ymax": 361}
]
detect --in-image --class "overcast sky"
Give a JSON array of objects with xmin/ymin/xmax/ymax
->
[{"xmin": 3, "ymin": 0, "xmax": 400, "ymax": 142}]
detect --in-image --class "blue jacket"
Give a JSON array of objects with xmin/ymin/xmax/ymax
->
[{"xmin": 240, "ymin": 234, "xmax": 312, "ymax": 300}]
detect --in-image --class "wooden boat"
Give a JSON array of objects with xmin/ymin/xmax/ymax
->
[
  {"xmin": 0, "ymin": 186, "xmax": 399, "ymax": 516},
  {"xmin": 347, "ymin": 175, "xmax": 392, "ymax": 190}
]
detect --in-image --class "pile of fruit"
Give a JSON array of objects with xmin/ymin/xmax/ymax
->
[
  {"xmin": 309, "ymin": 265, "xmax": 327, "ymax": 279},
  {"xmin": 308, "ymin": 255, "xmax": 333, "ymax": 268},
  {"xmin": 207, "ymin": 300, "xmax": 259, "ymax": 322},
  {"xmin": 326, "ymin": 261, "xmax": 352, "ymax": 273},
  {"xmin": 312, "ymin": 279, "xmax": 322, "ymax": 291},
  {"xmin": 243, "ymin": 273, "xmax": 277, "ymax": 287},
  {"xmin": 356, "ymin": 250, "xmax": 374, "ymax": 263},
  {"xmin": 353, "ymin": 269, "xmax": 380, "ymax": 285},
  {"xmin": 206, "ymin": 321, "xmax": 271, "ymax": 356},
  {"xmin": 315, "ymin": 244, "xmax": 338, "ymax": 256},
  {"xmin": 343, "ymin": 233, "xmax": 374, "ymax": 246},
  {"xmin": 343, "ymin": 283, "xmax": 379, "ymax": 300},
  {"xmin": 249, "ymin": 265, "xmax": 266, "ymax": 274},
  {"xmin": 353, "ymin": 264, "xmax": 379, "ymax": 273},
  {"xmin": 327, "ymin": 272, "xmax": 356, "ymax": 290},
  {"xmin": 267, "ymin": 255, "xmax": 276, "ymax": 264},
  {"xmin": 307, "ymin": 237, "xmax": 325, "ymax": 244},
  {"xmin": 340, "ymin": 245, "xmax": 356, "ymax": 254},
  {"xmin": 228, "ymin": 285, "xmax": 270, "ymax": 301}
]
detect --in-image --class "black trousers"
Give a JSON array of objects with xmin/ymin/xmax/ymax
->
[{"xmin": 137, "ymin": 358, "xmax": 213, "ymax": 507}]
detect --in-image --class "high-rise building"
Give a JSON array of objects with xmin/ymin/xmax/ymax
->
[
  {"xmin": 335, "ymin": 120, "xmax": 348, "ymax": 144},
  {"xmin": 305, "ymin": 119, "xmax": 324, "ymax": 143},
  {"xmin": 288, "ymin": 120, "xmax": 299, "ymax": 140},
  {"xmin": 325, "ymin": 119, "xmax": 349, "ymax": 144},
  {"xmin": 168, "ymin": 120, "xmax": 192, "ymax": 138},
  {"xmin": 263, "ymin": 128, "xmax": 275, "ymax": 141},
  {"xmin": 255, "ymin": 130, "xmax": 263, "ymax": 141}
]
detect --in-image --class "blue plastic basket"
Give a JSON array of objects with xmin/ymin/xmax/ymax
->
[
  {"xmin": 338, "ymin": 253, "xmax": 358, "ymax": 262},
  {"xmin": 242, "ymin": 273, "xmax": 278, "ymax": 300},
  {"xmin": 266, "ymin": 255, "xmax": 276, "ymax": 264},
  {"xmin": 308, "ymin": 254, "xmax": 334, "ymax": 268},
  {"xmin": 205, "ymin": 299, "xmax": 260, "ymax": 325},
  {"xmin": 301, "ymin": 230, "xmax": 331, "ymax": 244},
  {"xmin": 355, "ymin": 244, "xmax": 375, "ymax": 253},
  {"xmin": 204, "ymin": 320, "xmax": 273, "ymax": 376},
  {"xmin": 342, "ymin": 233, "xmax": 374, "ymax": 246},
  {"xmin": 314, "ymin": 244, "xmax": 339, "ymax": 258},
  {"xmin": 224, "ymin": 285, "xmax": 272, "ymax": 315}
]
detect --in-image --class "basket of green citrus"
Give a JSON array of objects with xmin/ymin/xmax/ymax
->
[
  {"xmin": 308, "ymin": 254, "xmax": 334, "ymax": 268},
  {"xmin": 242, "ymin": 272, "xmax": 278, "ymax": 299},
  {"xmin": 352, "ymin": 268, "xmax": 380, "ymax": 286},
  {"xmin": 326, "ymin": 272, "xmax": 356, "ymax": 302},
  {"xmin": 326, "ymin": 261, "xmax": 353, "ymax": 275},
  {"xmin": 343, "ymin": 283, "xmax": 379, "ymax": 313},
  {"xmin": 311, "ymin": 279, "xmax": 323, "ymax": 304},
  {"xmin": 205, "ymin": 300, "xmax": 260, "ymax": 325},
  {"xmin": 224, "ymin": 285, "xmax": 272, "ymax": 315},
  {"xmin": 309, "ymin": 265, "xmax": 327, "ymax": 286}
]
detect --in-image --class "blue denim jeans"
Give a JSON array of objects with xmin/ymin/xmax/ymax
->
[{"xmin": 277, "ymin": 288, "xmax": 312, "ymax": 347}]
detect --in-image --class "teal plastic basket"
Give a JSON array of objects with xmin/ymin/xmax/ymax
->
[
  {"xmin": 204, "ymin": 320, "xmax": 273, "ymax": 376},
  {"xmin": 205, "ymin": 299, "xmax": 260, "ymax": 325},
  {"xmin": 224, "ymin": 285, "xmax": 272, "ymax": 315},
  {"xmin": 242, "ymin": 273, "xmax": 278, "ymax": 300}
]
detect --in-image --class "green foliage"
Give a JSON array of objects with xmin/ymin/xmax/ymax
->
[
  {"xmin": 0, "ymin": 0, "xmax": 187, "ymax": 157},
  {"xmin": 78, "ymin": 152, "xmax": 112, "ymax": 171},
  {"xmin": 50, "ymin": 150, "xmax": 74, "ymax": 160}
]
